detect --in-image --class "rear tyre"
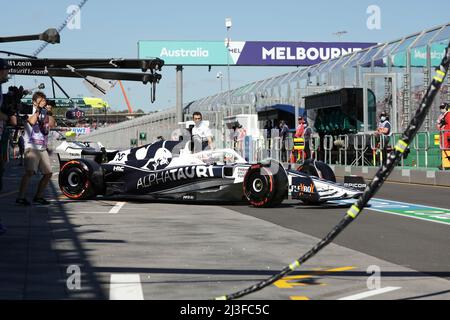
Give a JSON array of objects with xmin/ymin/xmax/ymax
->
[
  {"xmin": 243, "ymin": 161, "xmax": 288, "ymax": 208},
  {"xmin": 59, "ymin": 160, "xmax": 101, "ymax": 200}
]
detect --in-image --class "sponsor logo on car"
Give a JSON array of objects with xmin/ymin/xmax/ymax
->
[
  {"xmin": 289, "ymin": 183, "xmax": 315, "ymax": 194},
  {"xmin": 146, "ymin": 147, "xmax": 173, "ymax": 170},
  {"xmin": 344, "ymin": 183, "xmax": 367, "ymax": 190},
  {"xmin": 136, "ymin": 165, "xmax": 215, "ymax": 189},
  {"xmin": 238, "ymin": 167, "xmax": 247, "ymax": 178},
  {"xmin": 113, "ymin": 166, "xmax": 125, "ymax": 172}
]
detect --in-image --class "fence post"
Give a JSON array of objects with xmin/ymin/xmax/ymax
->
[
  {"xmin": 338, "ymin": 134, "xmax": 349, "ymax": 165},
  {"xmin": 324, "ymin": 135, "xmax": 334, "ymax": 164},
  {"xmin": 353, "ymin": 134, "xmax": 367, "ymax": 167}
]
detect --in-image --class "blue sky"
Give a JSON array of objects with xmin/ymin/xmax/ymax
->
[{"xmin": 1, "ymin": 0, "xmax": 450, "ymax": 112}]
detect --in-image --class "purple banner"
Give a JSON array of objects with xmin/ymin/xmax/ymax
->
[{"xmin": 235, "ymin": 41, "xmax": 376, "ymax": 66}]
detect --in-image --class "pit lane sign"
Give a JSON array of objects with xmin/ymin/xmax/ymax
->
[{"xmin": 138, "ymin": 41, "xmax": 376, "ymax": 66}]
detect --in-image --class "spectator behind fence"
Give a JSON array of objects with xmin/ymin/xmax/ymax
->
[
  {"xmin": 292, "ymin": 117, "xmax": 305, "ymax": 162},
  {"xmin": 279, "ymin": 120, "xmax": 289, "ymax": 162},
  {"xmin": 264, "ymin": 120, "xmax": 273, "ymax": 139},
  {"xmin": 437, "ymin": 103, "xmax": 450, "ymax": 170},
  {"xmin": 16, "ymin": 92, "xmax": 56, "ymax": 206},
  {"xmin": 376, "ymin": 111, "xmax": 392, "ymax": 165},
  {"xmin": 263, "ymin": 120, "xmax": 273, "ymax": 156},
  {"xmin": 234, "ymin": 123, "xmax": 247, "ymax": 152},
  {"xmin": 294, "ymin": 116, "xmax": 305, "ymax": 138},
  {"xmin": 303, "ymin": 121, "xmax": 313, "ymax": 160},
  {"xmin": 437, "ymin": 103, "xmax": 450, "ymax": 148}
]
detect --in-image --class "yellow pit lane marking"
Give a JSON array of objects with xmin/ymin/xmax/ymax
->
[
  {"xmin": 274, "ymin": 266, "xmax": 355, "ymax": 289},
  {"xmin": 290, "ymin": 296, "xmax": 310, "ymax": 300}
]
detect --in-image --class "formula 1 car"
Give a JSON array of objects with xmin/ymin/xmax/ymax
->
[{"xmin": 58, "ymin": 139, "xmax": 364, "ymax": 207}]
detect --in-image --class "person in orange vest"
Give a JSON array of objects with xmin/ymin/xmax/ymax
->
[
  {"xmin": 437, "ymin": 103, "xmax": 450, "ymax": 149},
  {"xmin": 292, "ymin": 117, "xmax": 305, "ymax": 163},
  {"xmin": 295, "ymin": 116, "xmax": 305, "ymax": 138}
]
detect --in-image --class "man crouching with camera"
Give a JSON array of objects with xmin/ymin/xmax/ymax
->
[{"xmin": 16, "ymin": 91, "xmax": 56, "ymax": 206}]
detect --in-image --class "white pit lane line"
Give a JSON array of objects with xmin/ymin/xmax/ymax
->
[
  {"xmin": 109, "ymin": 201, "xmax": 126, "ymax": 214},
  {"xmin": 109, "ymin": 274, "xmax": 144, "ymax": 300},
  {"xmin": 338, "ymin": 287, "xmax": 401, "ymax": 300}
]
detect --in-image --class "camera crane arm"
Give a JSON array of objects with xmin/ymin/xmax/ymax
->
[
  {"xmin": 0, "ymin": 29, "xmax": 60, "ymax": 44},
  {"xmin": 5, "ymin": 57, "xmax": 164, "ymax": 102}
]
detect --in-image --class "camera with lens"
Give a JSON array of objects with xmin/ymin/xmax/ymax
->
[{"xmin": 0, "ymin": 85, "xmax": 33, "ymax": 117}]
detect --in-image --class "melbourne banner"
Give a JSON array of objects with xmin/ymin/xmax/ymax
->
[{"xmin": 138, "ymin": 41, "xmax": 376, "ymax": 66}]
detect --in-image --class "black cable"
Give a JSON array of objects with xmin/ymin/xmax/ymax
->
[{"xmin": 215, "ymin": 40, "xmax": 450, "ymax": 300}]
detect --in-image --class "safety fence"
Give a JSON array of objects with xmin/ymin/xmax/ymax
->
[
  {"xmin": 3, "ymin": 122, "xmax": 448, "ymax": 172},
  {"xmin": 231, "ymin": 130, "xmax": 449, "ymax": 170}
]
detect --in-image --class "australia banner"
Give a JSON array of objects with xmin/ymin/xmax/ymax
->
[{"xmin": 138, "ymin": 41, "xmax": 376, "ymax": 66}]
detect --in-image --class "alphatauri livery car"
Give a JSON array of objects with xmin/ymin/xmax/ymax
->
[{"xmin": 58, "ymin": 140, "xmax": 364, "ymax": 207}]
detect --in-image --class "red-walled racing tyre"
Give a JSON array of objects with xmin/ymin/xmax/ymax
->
[
  {"xmin": 243, "ymin": 161, "xmax": 288, "ymax": 208},
  {"xmin": 59, "ymin": 160, "xmax": 103, "ymax": 200}
]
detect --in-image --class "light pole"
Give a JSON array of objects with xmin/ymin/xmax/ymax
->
[
  {"xmin": 225, "ymin": 17, "xmax": 232, "ymax": 105},
  {"xmin": 216, "ymin": 72, "xmax": 224, "ymax": 92}
]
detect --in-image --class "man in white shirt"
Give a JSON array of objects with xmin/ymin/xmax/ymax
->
[
  {"xmin": 191, "ymin": 112, "xmax": 214, "ymax": 152},
  {"xmin": 16, "ymin": 91, "xmax": 56, "ymax": 206}
]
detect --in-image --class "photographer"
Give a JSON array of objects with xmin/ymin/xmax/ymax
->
[{"xmin": 16, "ymin": 91, "xmax": 56, "ymax": 206}]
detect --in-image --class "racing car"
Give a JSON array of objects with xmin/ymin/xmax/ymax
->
[{"xmin": 58, "ymin": 139, "xmax": 364, "ymax": 207}]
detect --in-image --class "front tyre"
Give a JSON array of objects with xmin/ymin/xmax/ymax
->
[{"xmin": 243, "ymin": 162, "xmax": 288, "ymax": 208}]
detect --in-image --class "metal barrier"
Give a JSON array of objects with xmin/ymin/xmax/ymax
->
[
  {"xmin": 413, "ymin": 131, "xmax": 430, "ymax": 168},
  {"xmin": 352, "ymin": 134, "xmax": 370, "ymax": 167},
  {"xmin": 272, "ymin": 137, "xmax": 282, "ymax": 162},
  {"xmin": 369, "ymin": 133, "xmax": 389, "ymax": 166},
  {"xmin": 439, "ymin": 130, "xmax": 450, "ymax": 150},
  {"xmin": 323, "ymin": 135, "xmax": 334, "ymax": 164},
  {"xmin": 337, "ymin": 134, "xmax": 350, "ymax": 165},
  {"xmin": 439, "ymin": 130, "xmax": 450, "ymax": 170},
  {"xmin": 310, "ymin": 135, "xmax": 320, "ymax": 161},
  {"xmin": 369, "ymin": 134, "xmax": 378, "ymax": 166},
  {"xmin": 390, "ymin": 133, "xmax": 405, "ymax": 167}
]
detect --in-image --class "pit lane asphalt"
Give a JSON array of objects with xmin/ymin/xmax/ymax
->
[
  {"xmin": 1, "ymin": 159, "xmax": 449, "ymax": 300},
  {"xmin": 225, "ymin": 181, "xmax": 450, "ymax": 279}
]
